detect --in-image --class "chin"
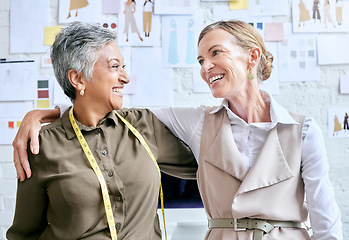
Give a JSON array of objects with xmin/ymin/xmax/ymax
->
[
  {"xmin": 211, "ymin": 91, "xmax": 222, "ymax": 99},
  {"xmin": 113, "ymin": 103, "xmax": 123, "ymax": 111}
]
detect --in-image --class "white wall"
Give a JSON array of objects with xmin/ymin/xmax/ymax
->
[{"xmin": 0, "ymin": 0, "xmax": 348, "ymax": 239}]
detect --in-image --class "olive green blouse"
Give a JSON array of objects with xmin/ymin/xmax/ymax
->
[{"xmin": 7, "ymin": 107, "xmax": 197, "ymax": 240}]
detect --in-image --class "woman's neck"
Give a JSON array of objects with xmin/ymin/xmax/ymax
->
[
  {"xmin": 72, "ymin": 101, "xmax": 107, "ymax": 127},
  {"xmin": 227, "ymin": 87, "xmax": 271, "ymax": 124}
]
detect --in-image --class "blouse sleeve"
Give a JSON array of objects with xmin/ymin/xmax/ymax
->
[
  {"xmin": 301, "ymin": 118, "xmax": 343, "ymax": 240},
  {"xmin": 150, "ymin": 107, "xmax": 205, "ymax": 161},
  {"xmin": 6, "ymin": 151, "xmax": 48, "ymax": 239},
  {"xmin": 150, "ymin": 109, "xmax": 198, "ymax": 180},
  {"xmin": 117, "ymin": 108, "xmax": 198, "ymax": 180}
]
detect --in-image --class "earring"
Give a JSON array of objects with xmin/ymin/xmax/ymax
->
[
  {"xmin": 247, "ymin": 66, "xmax": 254, "ymax": 80},
  {"xmin": 80, "ymin": 89, "xmax": 85, "ymax": 96}
]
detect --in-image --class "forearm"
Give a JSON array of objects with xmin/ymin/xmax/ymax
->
[{"xmin": 35, "ymin": 108, "xmax": 60, "ymax": 124}]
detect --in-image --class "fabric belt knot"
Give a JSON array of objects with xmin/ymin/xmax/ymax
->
[{"xmin": 208, "ymin": 218, "xmax": 302, "ymax": 240}]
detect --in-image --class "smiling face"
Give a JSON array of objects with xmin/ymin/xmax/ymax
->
[
  {"xmin": 197, "ymin": 28, "xmax": 250, "ymax": 99},
  {"xmin": 83, "ymin": 42, "xmax": 129, "ymax": 114}
]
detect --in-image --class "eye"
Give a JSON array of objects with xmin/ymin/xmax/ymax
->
[
  {"xmin": 112, "ymin": 64, "xmax": 120, "ymax": 69},
  {"xmin": 198, "ymin": 59, "xmax": 204, "ymax": 66},
  {"xmin": 212, "ymin": 49, "xmax": 221, "ymax": 56},
  {"xmin": 122, "ymin": 65, "xmax": 126, "ymax": 69}
]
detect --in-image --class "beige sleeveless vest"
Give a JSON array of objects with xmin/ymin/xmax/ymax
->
[{"xmin": 197, "ymin": 107, "xmax": 310, "ymax": 240}]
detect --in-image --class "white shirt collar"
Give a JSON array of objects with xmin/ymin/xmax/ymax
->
[{"xmin": 209, "ymin": 92, "xmax": 298, "ymax": 126}]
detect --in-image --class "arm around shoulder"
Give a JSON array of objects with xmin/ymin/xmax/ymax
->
[{"xmin": 13, "ymin": 108, "xmax": 60, "ymax": 181}]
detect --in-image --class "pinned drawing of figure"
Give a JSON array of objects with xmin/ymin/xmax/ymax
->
[
  {"xmin": 168, "ymin": 19, "xmax": 179, "ymax": 64},
  {"xmin": 298, "ymin": 0, "xmax": 311, "ymax": 27},
  {"xmin": 124, "ymin": 0, "xmax": 143, "ymax": 42},
  {"xmin": 185, "ymin": 19, "xmax": 196, "ymax": 64},
  {"xmin": 143, "ymin": 0, "xmax": 154, "ymax": 37},
  {"xmin": 336, "ymin": 0, "xmax": 344, "ymax": 25},
  {"xmin": 333, "ymin": 115, "xmax": 342, "ymax": 135},
  {"xmin": 344, "ymin": 112, "xmax": 349, "ymax": 131},
  {"xmin": 67, "ymin": 0, "xmax": 89, "ymax": 19},
  {"xmin": 312, "ymin": 0, "xmax": 321, "ymax": 23},
  {"xmin": 323, "ymin": 0, "xmax": 336, "ymax": 28}
]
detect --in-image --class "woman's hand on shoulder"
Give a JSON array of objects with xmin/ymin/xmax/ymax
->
[{"xmin": 12, "ymin": 108, "xmax": 60, "ymax": 181}]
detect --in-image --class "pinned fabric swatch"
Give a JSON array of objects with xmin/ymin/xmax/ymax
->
[{"xmin": 265, "ymin": 22, "xmax": 284, "ymax": 42}]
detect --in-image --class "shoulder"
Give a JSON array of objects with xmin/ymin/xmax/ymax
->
[
  {"xmin": 302, "ymin": 117, "xmax": 323, "ymax": 140},
  {"xmin": 116, "ymin": 108, "xmax": 158, "ymax": 127},
  {"xmin": 39, "ymin": 109, "xmax": 71, "ymax": 142},
  {"xmin": 117, "ymin": 108, "xmax": 154, "ymax": 120},
  {"xmin": 40, "ymin": 117, "xmax": 64, "ymax": 135}
]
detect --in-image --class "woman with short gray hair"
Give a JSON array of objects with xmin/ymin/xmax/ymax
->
[{"xmin": 7, "ymin": 21, "xmax": 196, "ymax": 240}]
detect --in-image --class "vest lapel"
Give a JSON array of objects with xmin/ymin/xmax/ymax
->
[
  {"xmin": 200, "ymin": 108, "xmax": 248, "ymax": 181},
  {"xmin": 235, "ymin": 126, "xmax": 294, "ymax": 196}
]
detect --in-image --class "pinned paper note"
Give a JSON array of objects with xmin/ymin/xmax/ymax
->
[
  {"xmin": 124, "ymin": 75, "xmax": 137, "ymax": 95},
  {"xmin": 36, "ymin": 99, "xmax": 50, "ymax": 109},
  {"xmin": 10, "ymin": 0, "xmax": 50, "ymax": 53},
  {"xmin": 0, "ymin": 59, "xmax": 37, "ymax": 101},
  {"xmin": 278, "ymin": 24, "xmax": 319, "ymax": 82},
  {"xmin": 229, "ymin": 0, "xmax": 248, "ymax": 10},
  {"xmin": 44, "ymin": 26, "xmax": 63, "ymax": 45},
  {"xmin": 102, "ymin": 0, "xmax": 121, "ymax": 14},
  {"xmin": 131, "ymin": 48, "xmax": 173, "ymax": 107},
  {"xmin": 264, "ymin": 22, "xmax": 284, "ymax": 42},
  {"xmin": 340, "ymin": 75, "xmax": 349, "ymax": 94},
  {"xmin": 318, "ymin": 35, "xmax": 349, "ymax": 65}
]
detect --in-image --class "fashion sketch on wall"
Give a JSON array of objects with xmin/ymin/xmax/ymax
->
[
  {"xmin": 162, "ymin": 15, "xmax": 202, "ymax": 68},
  {"xmin": 143, "ymin": 0, "xmax": 154, "ymax": 37},
  {"xmin": 58, "ymin": 0, "xmax": 100, "ymax": 24},
  {"xmin": 328, "ymin": 109, "xmax": 349, "ymax": 138},
  {"xmin": 118, "ymin": 0, "xmax": 160, "ymax": 46},
  {"xmin": 123, "ymin": 0, "xmax": 143, "ymax": 42},
  {"xmin": 292, "ymin": 0, "xmax": 349, "ymax": 32},
  {"xmin": 66, "ymin": 0, "xmax": 88, "ymax": 18}
]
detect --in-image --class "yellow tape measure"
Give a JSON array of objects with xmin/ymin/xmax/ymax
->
[
  {"xmin": 69, "ymin": 108, "xmax": 117, "ymax": 240},
  {"xmin": 69, "ymin": 108, "xmax": 167, "ymax": 240}
]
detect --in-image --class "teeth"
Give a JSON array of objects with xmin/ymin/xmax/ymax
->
[
  {"xmin": 113, "ymin": 88, "xmax": 123, "ymax": 94},
  {"xmin": 209, "ymin": 75, "xmax": 223, "ymax": 83}
]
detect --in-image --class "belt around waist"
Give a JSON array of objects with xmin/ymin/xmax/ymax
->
[{"xmin": 208, "ymin": 218, "xmax": 302, "ymax": 240}]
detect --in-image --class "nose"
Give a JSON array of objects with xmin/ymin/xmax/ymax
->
[
  {"xmin": 120, "ymin": 68, "xmax": 130, "ymax": 84},
  {"xmin": 201, "ymin": 59, "xmax": 214, "ymax": 73}
]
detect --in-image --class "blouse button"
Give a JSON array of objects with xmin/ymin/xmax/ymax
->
[
  {"xmin": 116, "ymin": 196, "xmax": 121, "ymax": 202},
  {"xmin": 102, "ymin": 150, "xmax": 107, "ymax": 155},
  {"xmin": 108, "ymin": 171, "xmax": 113, "ymax": 177},
  {"xmin": 116, "ymin": 223, "xmax": 121, "ymax": 229},
  {"xmin": 95, "ymin": 128, "xmax": 101, "ymax": 134}
]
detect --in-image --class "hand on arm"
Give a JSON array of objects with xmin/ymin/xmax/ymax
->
[{"xmin": 12, "ymin": 108, "xmax": 60, "ymax": 181}]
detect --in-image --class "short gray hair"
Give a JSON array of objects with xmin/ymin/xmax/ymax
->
[{"xmin": 51, "ymin": 21, "xmax": 117, "ymax": 101}]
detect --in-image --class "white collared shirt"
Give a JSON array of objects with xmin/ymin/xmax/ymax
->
[{"xmin": 151, "ymin": 96, "xmax": 343, "ymax": 240}]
